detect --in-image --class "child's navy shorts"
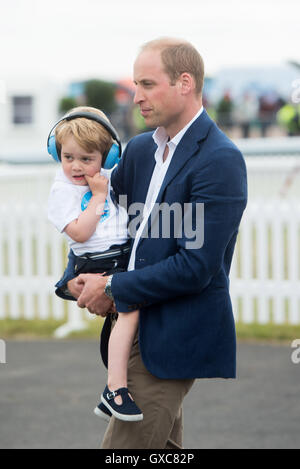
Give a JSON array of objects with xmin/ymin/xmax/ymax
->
[{"xmin": 73, "ymin": 241, "xmax": 131, "ymax": 278}]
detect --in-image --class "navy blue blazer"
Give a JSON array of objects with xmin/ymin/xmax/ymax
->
[{"xmin": 56, "ymin": 110, "xmax": 247, "ymax": 380}]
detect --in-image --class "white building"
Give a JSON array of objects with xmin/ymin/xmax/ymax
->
[{"xmin": 0, "ymin": 75, "xmax": 66, "ymax": 164}]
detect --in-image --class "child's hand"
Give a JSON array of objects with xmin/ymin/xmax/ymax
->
[{"xmin": 85, "ymin": 174, "xmax": 109, "ymax": 199}]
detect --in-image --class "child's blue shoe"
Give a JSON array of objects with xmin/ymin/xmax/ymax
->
[
  {"xmin": 94, "ymin": 401, "xmax": 112, "ymax": 421},
  {"xmin": 101, "ymin": 385, "xmax": 143, "ymax": 422}
]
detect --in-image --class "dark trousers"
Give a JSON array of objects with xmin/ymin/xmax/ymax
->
[{"xmin": 72, "ymin": 243, "xmax": 131, "ymax": 368}]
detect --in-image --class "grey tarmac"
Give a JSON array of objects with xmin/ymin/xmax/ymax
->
[{"xmin": 0, "ymin": 340, "xmax": 299, "ymax": 449}]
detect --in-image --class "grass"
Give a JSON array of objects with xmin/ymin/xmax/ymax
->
[
  {"xmin": 0, "ymin": 317, "xmax": 103, "ymax": 340},
  {"xmin": 235, "ymin": 322, "xmax": 300, "ymax": 343},
  {"xmin": 1, "ymin": 318, "xmax": 300, "ymax": 343},
  {"xmin": 0, "ymin": 318, "xmax": 66, "ymax": 339}
]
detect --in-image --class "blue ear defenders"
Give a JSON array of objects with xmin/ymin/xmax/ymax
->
[{"xmin": 47, "ymin": 111, "xmax": 122, "ymax": 170}]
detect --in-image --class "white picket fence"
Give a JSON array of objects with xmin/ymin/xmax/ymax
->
[
  {"xmin": 1, "ymin": 152, "xmax": 300, "ymax": 331},
  {"xmin": 0, "ymin": 165, "xmax": 89, "ymax": 336},
  {"xmin": 230, "ymin": 198, "xmax": 300, "ymax": 324}
]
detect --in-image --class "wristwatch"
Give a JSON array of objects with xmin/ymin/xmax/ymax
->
[{"xmin": 104, "ymin": 275, "xmax": 114, "ymax": 300}]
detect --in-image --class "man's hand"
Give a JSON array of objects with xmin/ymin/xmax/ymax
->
[
  {"xmin": 77, "ymin": 273, "xmax": 113, "ymax": 317},
  {"xmin": 67, "ymin": 277, "xmax": 84, "ymax": 300}
]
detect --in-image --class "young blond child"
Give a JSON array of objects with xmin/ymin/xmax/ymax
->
[{"xmin": 48, "ymin": 106, "xmax": 143, "ymax": 422}]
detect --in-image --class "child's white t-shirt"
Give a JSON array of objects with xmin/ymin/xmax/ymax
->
[{"xmin": 48, "ymin": 168, "xmax": 129, "ymax": 256}]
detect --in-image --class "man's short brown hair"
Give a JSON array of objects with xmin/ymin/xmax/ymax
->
[{"xmin": 141, "ymin": 37, "xmax": 205, "ymax": 95}]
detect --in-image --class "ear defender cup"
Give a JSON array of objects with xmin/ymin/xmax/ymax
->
[
  {"xmin": 47, "ymin": 112, "xmax": 122, "ymax": 169},
  {"xmin": 103, "ymin": 142, "xmax": 120, "ymax": 170},
  {"xmin": 47, "ymin": 134, "xmax": 60, "ymax": 162}
]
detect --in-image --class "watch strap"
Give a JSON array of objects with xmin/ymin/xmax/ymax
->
[{"xmin": 104, "ymin": 275, "xmax": 114, "ymax": 300}]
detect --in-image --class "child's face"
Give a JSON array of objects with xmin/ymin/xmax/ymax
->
[{"xmin": 60, "ymin": 135, "xmax": 103, "ymax": 186}]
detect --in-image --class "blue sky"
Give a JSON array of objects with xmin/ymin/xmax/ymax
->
[{"xmin": 1, "ymin": 0, "xmax": 299, "ymax": 83}]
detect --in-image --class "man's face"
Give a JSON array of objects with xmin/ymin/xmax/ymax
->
[{"xmin": 133, "ymin": 49, "xmax": 184, "ymax": 132}]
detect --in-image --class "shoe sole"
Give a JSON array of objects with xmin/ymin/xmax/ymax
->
[
  {"xmin": 93, "ymin": 406, "xmax": 111, "ymax": 422},
  {"xmin": 101, "ymin": 395, "xmax": 144, "ymax": 422}
]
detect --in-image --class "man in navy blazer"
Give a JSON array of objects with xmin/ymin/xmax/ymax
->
[{"xmin": 56, "ymin": 38, "xmax": 247, "ymax": 448}]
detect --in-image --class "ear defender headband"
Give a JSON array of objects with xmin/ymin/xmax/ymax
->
[{"xmin": 47, "ymin": 111, "xmax": 122, "ymax": 170}]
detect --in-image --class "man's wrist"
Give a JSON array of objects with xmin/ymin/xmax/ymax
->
[{"xmin": 104, "ymin": 275, "xmax": 114, "ymax": 301}]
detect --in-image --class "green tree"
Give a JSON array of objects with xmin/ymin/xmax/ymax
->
[
  {"xmin": 84, "ymin": 79, "xmax": 116, "ymax": 115},
  {"xmin": 58, "ymin": 96, "xmax": 78, "ymax": 114}
]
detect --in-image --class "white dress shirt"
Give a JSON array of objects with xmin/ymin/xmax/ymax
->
[{"xmin": 127, "ymin": 106, "xmax": 204, "ymax": 271}]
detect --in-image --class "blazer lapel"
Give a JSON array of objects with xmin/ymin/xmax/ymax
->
[
  {"xmin": 137, "ymin": 110, "xmax": 213, "ymax": 243},
  {"xmin": 155, "ymin": 109, "xmax": 212, "ymax": 205},
  {"xmin": 133, "ymin": 137, "xmax": 157, "ymax": 205},
  {"xmin": 136, "ymin": 110, "xmax": 213, "ymax": 249}
]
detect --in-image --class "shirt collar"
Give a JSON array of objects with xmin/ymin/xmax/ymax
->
[{"xmin": 152, "ymin": 106, "xmax": 204, "ymax": 149}]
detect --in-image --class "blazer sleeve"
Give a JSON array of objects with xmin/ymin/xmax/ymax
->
[{"xmin": 111, "ymin": 148, "xmax": 248, "ymax": 313}]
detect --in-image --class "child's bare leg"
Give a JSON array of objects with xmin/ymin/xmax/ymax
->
[{"xmin": 107, "ymin": 310, "xmax": 139, "ymax": 404}]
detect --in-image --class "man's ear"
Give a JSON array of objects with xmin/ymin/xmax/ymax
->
[{"xmin": 178, "ymin": 73, "xmax": 195, "ymax": 95}]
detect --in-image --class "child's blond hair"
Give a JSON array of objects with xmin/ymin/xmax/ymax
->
[{"xmin": 55, "ymin": 106, "xmax": 113, "ymax": 165}]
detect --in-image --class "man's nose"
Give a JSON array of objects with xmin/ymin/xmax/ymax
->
[{"xmin": 133, "ymin": 87, "xmax": 144, "ymax": 105}]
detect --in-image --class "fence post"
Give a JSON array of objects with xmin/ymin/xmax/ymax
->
[{"xmin": 54, "ymin": 302, "xmax": 87, "ymax": 338}]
